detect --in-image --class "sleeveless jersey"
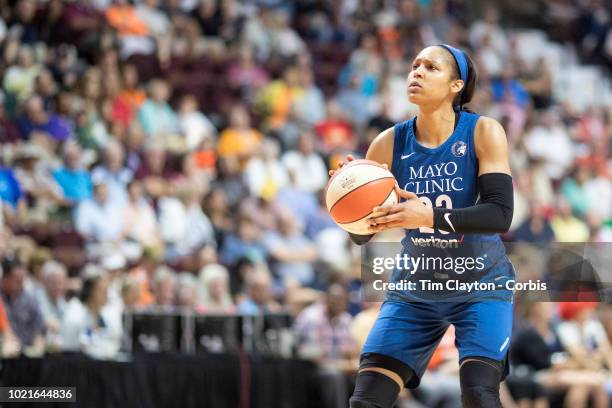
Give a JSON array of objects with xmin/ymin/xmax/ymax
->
[{"xmin": 388, "ymin": 111, "xmax": 514, "ymax": 302}]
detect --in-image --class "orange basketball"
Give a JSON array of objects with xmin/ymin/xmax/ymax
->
[{"xmin": 325, "ymin": 159, "xmax": 399, "ymax": 234}]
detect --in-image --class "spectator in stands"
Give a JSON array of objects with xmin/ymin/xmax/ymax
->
[
  {"xmin": 3, "ymin": 45, "xmax": 39, "ymax": 101},
  {"xmin": 158, "ymin": 187, "xmax": 215, "ymax": 260},
  {"xmin": 561, "ymin": 166, "xmax": 593, "ymax": 217},
  {"xmin": 135, "ymin": 0, "xmax": 171, "ymax": 38},
  {"xmin": 60, "ymin": 271, "xmax": 121, "ymax": 358},
  {"xmin": 269, "ymin": 8, "xmax": 306, "ymax": 59},
  {"xmin": 13, "ymin": 143, "xmax": 64, "ymax": 223},
  {"xmin": 512, "ymin": 301, "xmax": 609, "ymax": 408},
  {"xmin": 0, "ymin": 162, "xmax": 25, "ymax": 216},
  {"xmin": 191, "ymin": 0, "xmax": 221, "ymax": 38},
  {"xmin": 255, "ymin": 65, "xmax": 303, "ymax": 135},
  {"xmin": 295, "ymin": 283, "xmax": 357, "ymax": 363},
  {"xmin": 177, "ymin": 94, "xmax": 217, "ymax": 152},
  {"xmin": 138, "ymin": 79, "xmax": 178, "ymax": 139},
  {"xmin": 118, "ymin": 64, "xmax": 146, "ymax": 110},
  {"xmin": 335, "ymin": 74, "xmax": 368, "ymax": 126},
  {"xmin": 474, "ymin": 32, "xmax": 505, "ymax": 78},
  {"xmin": 557, "ymin": 303, "xmax": 612, "ymax": 372},
  {"xmin": 106, "ymin": 78, "xmax": 133, "ymax": 132},
  {"xmin": 237, "ymin": 267, "xmax": 281, "ymax": 314},
  {"xmin": 123, "ymin": 122, "xmax": 147, "ymax": 172},
  {"xmin": 23, "ymin": 248, "xmax": 52, "ymax": 298},
  {"xmin": 524, "ymin": 110, "xmax": 575, "ymax": 180},
  {"xmin": 469, "ymin": 7, "xmax": 509, "ymax": 63},
  {"xmin": 91, "ymin": 140, "xmax": 133, "ymax": 206},
  {"xmin": 202, "ymin": 186, "xmax": 233, "ymax": 244},
  {"xmin": 35, "ymin": 68, "xmax": 59, "ymax": 108},
  {"xmin": 151, "ymin": 265, "xmax": 176, "ymax": 310},
  {"xmin": 0, "ymin": 257, "xmax": 45, "ymax": 355},
  {"xmin": 18, "ymin": 94, "xmax": 73, "ymax": 143},
  {"xmin": 105, "ymin": 0, "xmax": 152, "ymax": 58},
  {"xmin": 305, "ymin": 190, "xmax": 342, "ymax": 241},
  {"xmin": 582, "ymin": 168, "xmax": 611, "ymax": 222},
  {"xmin": 293, "ymin": 67, "xmax": 326, "ymax": 127},
  {"xmin": 294, "ymin": 283, "xmax": 358, "ymax": 408},
  {"xmin": 550, "ymin": 198, "xmax": 590, "ymax": 242},
  {"xmin": 211, "ymin": 155, "xmax": 248, "ymax": 208},
  {"xmin": 35, "ymin": 260, "xmax": 67, "ymax": 350},
  {"xmin": 178, "ymin": 146, "xmax": 211, "ymax": 194},
  {"xmin": 275, "ymin": 169, "xmax": 320, "ymax": 230},
  {"xmin": 511, "ymin": 200, "xmax": 555, "ymax": 244},
  {"xmin": 52, "ymin": 141, "xmax": 92, "ymax": 203},
  {"xmin": 491, "ymin": 65, "xmax": 531, "ymax": 109},
  {"xmin": 122, "ymin": 180, "xmax": 161, "ymax": 251},
  {"xmin": 520, "ymin": 57, "xmax": 553, "ymax": 110},
  {"xmin": 263, "ymin": 209, "xmax": 317, "ymax": 288},
  {"xmin": 217, "ymin": 104, "xmax": 262, "ymax": 167},
  {"xmin": 134, "ymin": 141, "xmax": 179, "ymax": 199},
  {"xmin": 226, "ymin": 45, "xmax": 270, "ymax": 98},
  {"xmin": 102, "ymin": 253, "xmax": 129, "ymax": 308},
  {"xmin": 74, "ymin": 179, "xmax": 125, "ymax": 258},
  {"xmin": 238, "ymin": 194, "xmax": 281, "ymax": 232},
  {"xmin": 120, "ymin": 275, "xmax": 141, "ymax": 312},
  {"xmin": 176, "ymin": 272, "xmax": 198, "ymax": 310},
  {"xmin": 191, "ymin": 131, "xmax": 217, "ymax": 177},
  {"xmin": 244, "ymin": 138, "xmax": 288, "ymax": 199},
  {"xmin": 219, "ymin": 216, "xmax": 267, "ymax": 267},
  {"xmin": 198, "ymin": 264, "xmax": 235, "ymax": 314},
  {"xmin": 314, "ymin": 100, "xmax": 354, "ymax": 153}
]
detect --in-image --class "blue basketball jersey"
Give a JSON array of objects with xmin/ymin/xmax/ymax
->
[{"xmin": 388, "ymin": 111, "xmax": 514, "ymax": 302}]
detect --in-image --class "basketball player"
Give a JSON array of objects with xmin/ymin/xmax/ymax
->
[{"xmin": 333, "ymin": 45, "xmax": 515, "ymax": 407}]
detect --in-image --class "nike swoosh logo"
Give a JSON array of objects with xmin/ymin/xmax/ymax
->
[
  {"xmin": 444, "ymin": 213, "xmax": 456, "ymax": 232},
  {"xmin": 499, "ymin": 337, "xmax": 510, "ymax": 352},
  {"xmin": 401, "ymin": 152, "xmax": 416, "ymax": 160}
]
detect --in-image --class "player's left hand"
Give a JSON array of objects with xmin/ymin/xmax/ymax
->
[{"xmin": 366, "ymin": 186, "xmax": 433, "ymax": 232}]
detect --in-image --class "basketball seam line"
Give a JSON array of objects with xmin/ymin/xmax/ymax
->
[
  {"xmin": 328, "ymin": 176, "xmax": 394, "ymax": 216},
  {"xmin": 337, "ymin": 187, "xmax": 396, "ymax": 224}
]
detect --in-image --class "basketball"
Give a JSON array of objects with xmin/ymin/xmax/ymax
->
[{"xmin": 325, "ymin": 159, "xmax": 399, "ymax": 234}]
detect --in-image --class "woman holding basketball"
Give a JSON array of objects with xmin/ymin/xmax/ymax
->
[{"xmin": 333, "ymin": 45, "xmax": 515, "ymax": 408}]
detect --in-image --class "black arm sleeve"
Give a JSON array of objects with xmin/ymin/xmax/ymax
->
[
  {"xmin": 432, "ymin": 173, "xmax": 513, "ymax": 234},
  {"xmin": 349, "ymin": 232, "xmax": 374, "ymax": 246}
]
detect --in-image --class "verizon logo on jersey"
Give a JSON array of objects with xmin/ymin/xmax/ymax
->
[{"xmin": 411, "ymin": 236, "xmax": 459, "ymax": 248}]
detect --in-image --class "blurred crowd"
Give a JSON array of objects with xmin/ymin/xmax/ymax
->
[{"xmin": 0, "ymin": 0, "xmax": 610, "ymax": 407}]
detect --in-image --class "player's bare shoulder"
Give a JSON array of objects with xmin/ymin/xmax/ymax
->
[
  {"xmin": 366, "ymin": 126, "xmax": 395, "ymax": 169},
  {"xmin": 474, "ymin": 115, "xmax": 511, "ymax": 174},
  {"xmin": 474, "ymin": 116, "xmax": 509, "ymax": 155}
]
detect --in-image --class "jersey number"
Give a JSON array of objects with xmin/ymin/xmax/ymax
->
[{"xmin": 419, "ymin": 194, "xmax": 452, "ymax": 234}]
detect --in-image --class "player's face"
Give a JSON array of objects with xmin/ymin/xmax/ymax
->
[{"xmin": 407, "ymin": 46, "xmax": 462, "ymax": 107}]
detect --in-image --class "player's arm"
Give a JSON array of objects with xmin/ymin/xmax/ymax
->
[
  {"xmin": 431, "ymin": 116, "xmax": 513, "ymax": 233},
  {"xmin": 340, "ymin": 127, "xmax": 395, "ymax": 245}
]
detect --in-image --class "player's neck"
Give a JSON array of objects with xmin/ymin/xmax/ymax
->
[{"xmin": 415, "ymin": 105, "xmax": 457, "ymax": 147}]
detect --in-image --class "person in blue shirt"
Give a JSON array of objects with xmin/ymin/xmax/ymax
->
[
  {"xmin": 332, "ymin": 45, "xmax": 515, "ymax": 408},
  {"xmin": 0, "ymin": 167, "xmax": 22, "ymax": 209},
  {"xmin": 52, "ymin": 141, "xmax": 92, "ymax": 203},
  {"xmin": 491, "ymin": 65, "xmax": 530, "ymax": 108}
]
